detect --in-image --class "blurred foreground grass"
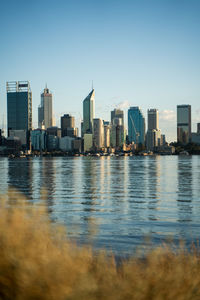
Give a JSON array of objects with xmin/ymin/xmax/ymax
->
[{"xmin": 0, "ymin": 189, "xmax": 200, "ymax": 300}]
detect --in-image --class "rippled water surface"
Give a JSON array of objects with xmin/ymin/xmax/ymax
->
[{"xmin": 0, "ymin": 156, "xmax": 200, "ymax": 255}]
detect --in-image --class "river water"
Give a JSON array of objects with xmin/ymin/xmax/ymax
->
[{"xmin": 0, "ymin": 156, "xmax": 200, "ymax": 256}]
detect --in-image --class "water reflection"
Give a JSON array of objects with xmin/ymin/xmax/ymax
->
[
  {"xmin": 0, "ymin": 158, "xmax": 8, "ymax": 194},
  {"xmin": 39, "ymin": 158, "xmax": 56, "ymax": 213},
  {"xmin": 8, "ymin": 158, "xmax": 33, "ymax": 200},
  {"xmin": 147, "ymin": 156, "xmax": 161, "ymax": 221},
  {"xmin": 128, "ymin": 157, "xmax": 147, "ymax": 220},
  {"xmin": 177, "ymin": 157, "xmax": 193, "ymax": 223},
  {"xmin": 0, "ymin": 156, "xmax": 200, "ymax": 256}
]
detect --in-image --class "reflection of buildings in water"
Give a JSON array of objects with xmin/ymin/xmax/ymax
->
[
  {"xmin": 81, "ymin": 157, "xmax": 99, "ymax": 240},
  {"xmin": 60, "ymin": 157, "xmax": 76, "ymax": 195},
  {"xmin": 82, "ymin": 157, "xmax": 98, "ymax": 207},
  {"xmin": 147, "ymin": 156, "xmax": 161, "ymax": 221},
  {"xmin": 177, "ymin": 157, "xmax": 193, "ymax": 222},
  {"xmin": 0, "ymin": 158, "xmax": 9, "ymax": 194},
  {"xmin": 128, "ymin": 157, "xmax": 147, "ymax": 220},
  {"xmin": 8, "ymin": 158, "xmax": 33, "ymax": 200},
  {"xmin": 111, "ymin": 157, "xmax": 129, "ymax": 213},
  {"xmin": 39, "ymin": 157, "xmax": 56, "ymax": 213},
  {"xmin": 128, "ymin": 157, "xmax": 147, "ymax": 197}
]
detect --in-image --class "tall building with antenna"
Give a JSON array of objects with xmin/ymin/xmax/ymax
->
[
  {"xmin": 82, "ymin": 89, "xmax": 95, "ymax": 135},
  {"xmin": 38, "ymin": 86, "xmax": 53, "ymax": 129}
]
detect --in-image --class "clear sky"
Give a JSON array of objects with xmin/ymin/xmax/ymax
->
[{"xmin": 0, "ymin": 0, "xmax": 200, "ymax": 142}]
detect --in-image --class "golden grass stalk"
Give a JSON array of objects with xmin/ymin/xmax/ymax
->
[{"xmin": 0, "ymin": 189, "xmax": 200, "ymax": 299}]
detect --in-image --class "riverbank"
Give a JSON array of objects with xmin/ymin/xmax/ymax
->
[{"xmin": 0, "ymin": 190, "xmax": 200, "ymax": 300}]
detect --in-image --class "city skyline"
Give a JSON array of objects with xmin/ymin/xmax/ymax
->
[
  {"xmin": 0, "ymin": 0, "xmax": 200, "ymax": 142},
  {"xmin": 2, "ymin": 81, "xmax": 200, "ymax": 144}
]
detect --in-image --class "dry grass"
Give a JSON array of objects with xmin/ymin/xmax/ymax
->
[{"xmin": 0, "ymin": 189, "xmax": 200, "ymax": 300}]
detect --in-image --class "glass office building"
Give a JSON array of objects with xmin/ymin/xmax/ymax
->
[
  {"xmin": 7, "ymin": 81, "xmax": 32, "ymax": 136},
  {"xmin": 83, "ymin": 89, "xmax": 95, "ymax": 135},
  {"xmin": 177, "ymin": 105, "xmax": 191, "ymax": 144},
  {"xmin": 128, "ymin": 107, "xmax": 145, "ymax": 145}
]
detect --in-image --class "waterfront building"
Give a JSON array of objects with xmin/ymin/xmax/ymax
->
[
  {"xmin": 46, "ymin": 126, "xmax": 62, "ymax": 138},
  {"xmin": 128, "ymin": 107, "xmax": 145, "ymax": 146},
  {"xmin": 146, "ymin": 109, "xmax": 162, "ymax": 151},
  {"xmin": 31, "ymin": 129, "xmax": 47, "ymax": 151},
  {"xmin": 83, "ymin": 89, "xmax": 95, "ymax": 135},
  {"xmin": 61, "ymin": 114, "xmax": 78, "ymax": 137},
  {"xmin": 191, "ymin": 122, "xmax": 200, "ymax": 145},
  {"xmin": 110, "ymin": 118, "xmax": 125, "ymax": 149},
  {"xmin": 148, "ymin": 109, "xmax": 158, "ymax": 130},
  {"xmin": 47, "ymin": 135, "xmax": 59, "ymax": 151},
  {"xmin": 38, "ymin": 86, "xmax": 53, "ymax": 129},
  {"xmin": 177, "ymin": 105, "xmax": 191, "ymax": 144},
  {"xmin": 146, "ymin": 128, "xmax": 162, "ymax": 151},
  {"xmin": 59, "ymin": 136, "xmax": 74, "ymax": 152},
  {"xmin": 9, "ymin": 130, "xmax": 27, "ymax": 148},
  {"xmin": 73, "ymin": 137, "xmax": 82, "ymax": 153},
  {"xmin": 7, "ymin": 81, "xmax": 32, "ymax": 138},
  {"xmin": 83, "ymin": 133, "xmax": 93, "ymax": 152},
  {"xmin": 197, "ymin": 123, "xmax": 200, "ymax": 134},
  {"xmin": 93, "ymin": 118, "xmax": 104, "ymax": 150},
  {"xmin": 103, "ymin": 121, "xmax": 111, "ymax": 148},
  {"xmin": 111, "ymin": 109, "xmax": 124, "ymax": 126}
]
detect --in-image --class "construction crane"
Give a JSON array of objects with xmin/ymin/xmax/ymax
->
[{"xmin": 130, "ymin": 114, "xmax": 140, "ymax": 145}]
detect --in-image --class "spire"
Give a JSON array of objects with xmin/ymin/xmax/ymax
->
[{"xmin": 92, "ymin": 80, "xmax": 94, "ymax": 91}]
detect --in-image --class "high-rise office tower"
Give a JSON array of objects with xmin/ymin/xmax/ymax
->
[
  {"xmin": 7, "ymin": 81, "xmax": 32, "ymax": 136},
  {"xmin": 148, "ymin": 109, "xmax": 158, "ymax": 130},
  {"xmin": 146, "ymin": 108, "xmax": 161, "ymax": 151},
  {"xmin": 197, "ymin": 123, "xmax": 200, "ymax": 134},
  {"xmin": 61, "ymin": 114, "xmax": 78, "ymax": 137},
  {"xmin": 38, "ymin": 86, "xmax": 53, "ymax": 129},
  {"xmin": 83, "ymin": 89, "xmax": 95, "ymax": 135},
  {"xmin": 110, "ymin": 118, "xmax": 125, "ymax": 148},
  {"xmin": 177, "ymin": 105, "xmax": 191, "ymax": 144},
  {"xmin": 128, "ymin": 107, "xmax": 145, "ymax": 145},
  {"xmin": 103, "ymin": 121, "xmax": 111, "ymax": 148},
  {"xmin": 93, "ymin": 118, "xmax": 104, "ymax": 150},
  {"xmin": 111, "ymin": 109, "xmax": 124, "ymax": 125}
]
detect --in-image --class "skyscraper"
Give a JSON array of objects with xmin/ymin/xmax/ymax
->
[
  {"xmin": 111, "ymin": 109, "xmax": 124, "ymax": 126},
  {"xmin": 177, "ymin": 105, "xmax": 191, "ymax": 144},
  {"xmin": 146, "ymin": 108, "xmax": 161, "ymax": 151},
  {"xmin": 7, "ymin": 81, "xmax": 32, "ymax": 136},
  {"xmin": 147, "ymin": 109, "xmax": 158, "ymax": 130},
  {"xmin": 61, "ymin": 114, "xmax": 78, "ymax": 137},
  {"xmin": 83, "ymin": 89, "xmax": 95, "ymax": 135},
  {"xmin": 128, "ymin": 107, "xmax": 145, "ymax": 145},
  {"xmin": 38, "ymin": 86, "xmax": 53, "ymax": 129},
  {"xmin": 93, "ymin": 118, "xmax": 104, "ymax": 150}
]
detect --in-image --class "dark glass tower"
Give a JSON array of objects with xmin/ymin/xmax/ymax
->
[
  {"xmin": 128, "ymin": 107, "xmax": 145, "ymax": 145},
  {"xmin": 7, "ymin": 81, "xmax": 32, "ymax": 136},
  {"xmin": 177, "ymin": 105, "xmax": 191, "ymax": 144}
]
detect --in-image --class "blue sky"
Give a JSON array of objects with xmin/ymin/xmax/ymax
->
[{"xmin": 0, "ymin": 0, "xmax": 200, "ymax": 141}]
